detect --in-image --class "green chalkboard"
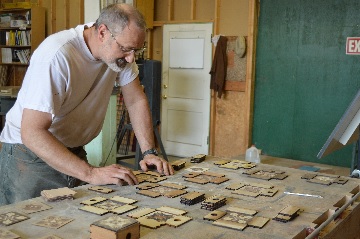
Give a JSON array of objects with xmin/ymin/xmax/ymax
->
[{"xmin": 253, "ymin": 0, "xmax": 360, "ymax": 168}]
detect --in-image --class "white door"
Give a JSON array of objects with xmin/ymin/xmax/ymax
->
[{"xmin": 161, "ymin": 23, "xmax": 213, "ymax": 157}]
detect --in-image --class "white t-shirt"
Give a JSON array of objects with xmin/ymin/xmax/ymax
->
[{"xmin": 0, "ymin": 23, "xmax": 138, "ymax": 147}]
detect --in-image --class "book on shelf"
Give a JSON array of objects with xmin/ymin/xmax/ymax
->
[
  {"xmin": 15, "ymin": 49, "xmax": 30, "ymax": 64},
  {"xmin": 1, "ymin": 48, "xmax": 30, "ymax": 64},
  {"xmin": 0, "ymin": 30, "xmax": 31, "ymax": 46},
  {"xmin": 1, "ymin": 48, "xmax": 12, "ymax": 63}
]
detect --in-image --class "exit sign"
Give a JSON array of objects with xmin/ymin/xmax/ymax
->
[{"xmin": 346, "ymin": 37, "xmax": 360, "ymax": 55}]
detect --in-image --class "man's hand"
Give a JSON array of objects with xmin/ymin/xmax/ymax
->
[
  {"xmin": 89, "ymin": 164, "xmax": 138, "ymax": 186},
  {"xmin": 139, "ymin": 155, "xmax": 174, "ymax": 176}
]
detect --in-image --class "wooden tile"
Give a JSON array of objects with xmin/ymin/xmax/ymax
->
[
  {"xmin": 88, "ymin": 186, "xmax": 114, "ymax": 194},
  {"xmin": 219, "ymin": 160, "xmax": 256, "ymax": 170},
  {"xmin": 80, "ymin": 196, "xmax": 108, "ymax": 205},
  {"xmin": 213, "ymin": 219, "xmax": 247, "ymax": 231},
  {"xmin": 185, "ymin": 167, "xmax": 209, "ymax": 173},
  {"xmin": 210, "ymin": 177, "xmax": 229, "ymax": 184},
  {"xmin": 250, "ymin": 182, "xmax": 274, "ymax": 189},
  {"xmin": 166, "ymin": 215, "xmax": 192, "ymax": 227},
  {"xmin": 111, "ymin": 204, "xmax": 138, "ymax": 215},
  {"xmin": 136, "ymin": 183, "xmax": 159, "ymax": 190},
  {"xmin": 232, "ymin": 187, "xmax": 261, "ymax": 197},
  {"xmin": 38, "ymin": 235, "xmax": 63, "ymax": 239},
  {"xmin": 182, "ymin": 172, "xmax": 202, "ymax": 178},
  {"xmin": 163, "ymin": 189, "xmax": 187, "ymax": 198},
  {"xmin": 279, "ymin": 205, "xmax": 300, "ymax": 216},
  {"xmin": 110, "ymin": 196, "xmax": 137, "ymax": 205},
  {"xmin": 94, "ymin": 200, "xmax": 125, "ymax": 211},
  {"xmin": 201, "ymin": 196, "xmax": 227, "ymax": 211},
  {"xmin": 160, "ymin": 183, "xmax": 187, "ymax": 190},
  {"xmin": 190, "ymin": 154, "xmax": 206, "ymax": 163},
  {"xmin": 130, "ymin": 207, "xmax": 192, "ymax": 229},
  {"xmin": 133, "ymin": 171, "xmax": 166, "ymax": 184},
  {"xmin": 0, "ymin": 229, "xmax": 21, "ymax": 239},
  {"xmin": 203, "ymin": 210, "xmax": 226, "ymax": 221},
  {"xmin": 33, "ymin": 215, "xmax": 74, "ymax": 229},
  {"xmin": 79, "ymin": 205, "xmax": 109, "ymax": 215},
  {"xmin": 203, "ymin": 171, "xmax": 225, "ymax": 178},
  {"xmin": 183, "ymin": 171, "xmax": 229, "ymax": 185},
  {"xmin": 181, "ymin": 191, "xmax": 204, "ymax": 201},
  {"xmin": 171, "ymin": 160, "xmax": 186, "ymax": 171},
  {"xmin": 41, "ymin": 187, "xmax": 76, "ymax": 202},
  {"xmin": 213, "ymin": 159, "xmax": 232, "ymax": 165},
  {"xmin": 0, "ymin": 212, "xmax": 30, "ymax": 226},
  {"xmin": 180, "ymin": 191, "xmax": 205, "ymax": 205},
  {"xmin": 226, "ymin": 183, "xmax": 246, "ymax": 190},
  {"xmin": 184, "ymin": 177, "xmax": 209, "ymax": 184},
  {"xmin": 226, "ymin": 206, "xmax": 257, "ymax": 216},
  {"xmin": 136, "ymin": 190, "xmax": 161, "ymax": 198},
  {"xmin": 273, "ymin": 205, "xmax": 300, "ymax": 223},
  {"xmin": 137, "ymin": 183, "xmax": 188, "ymax": 198},
  {"xmin": 260, "ymin": 189, "xmax": 278, "ymax": 197},
  {"xmin": 18, "ymin": 201, "xmax": 52, "ymax": 214},
  {"xmin": 244, "ymin": 169, "xmax": 288, "ymax": 181},
  {"xmin": 157, "ymin": 206, "xmax": 187, "ymax": 215},
  {"xmin": 128, "ymin": 208, "xmax": 156, "ymax": 219},
  {"xmin": 136, "ymin": 211, "xmax": 170, "ymax": 228},
  {"xmin": 91, "ymin": 215, "xmax": 138, "ymax": 231},
  {"xmin": 248, "ymin": 216, "xmax": 270, "ymax": 228}
]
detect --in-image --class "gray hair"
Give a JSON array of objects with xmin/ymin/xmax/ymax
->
[{"xmin": 94, "ymin": 4, "xmax": 146, "ymax": 35}]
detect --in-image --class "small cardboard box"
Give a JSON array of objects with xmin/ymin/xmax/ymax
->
[{"xmin": 90, "ymin": 216, "xmax": 140, "ymax": 239}]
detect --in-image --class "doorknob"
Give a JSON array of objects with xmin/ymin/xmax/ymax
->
[
  {"xmin": 163, "ymin": 95, "xmax": 167, "ymax": 99},
  {"xmin": 163, "ymin": 84, "xmax": 168, "ymax": 89}
]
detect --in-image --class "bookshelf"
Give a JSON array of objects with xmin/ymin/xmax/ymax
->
[{"xmin": 0, "ymin": 6, "xmax": 44, "ymax": 66}]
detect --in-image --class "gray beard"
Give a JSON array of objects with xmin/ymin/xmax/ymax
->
[
  {"xmin": 106, "ymin": 59, "xmax": 127, "ymax": 72},
  {"xmin": 107, "ymin": 62, "xmax": 123, "ymax": 72}
]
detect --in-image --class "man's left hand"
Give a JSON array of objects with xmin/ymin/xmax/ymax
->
[{"xmin": 139, "ymin": 155, "xmax": 174, "ymax": 176}]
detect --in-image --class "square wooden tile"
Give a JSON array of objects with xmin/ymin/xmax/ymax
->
[
  {"xmin": 33, "ymin": 216, "xmax": 74, "ymax": 229},
  {"xmin": 0, "ymin": 212, "xmax": 30, "ymax": 226}
]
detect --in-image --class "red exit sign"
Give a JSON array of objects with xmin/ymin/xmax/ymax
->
[{"xmin": 346, "ymin": 37, "xmax": 360, "ymax": 55}]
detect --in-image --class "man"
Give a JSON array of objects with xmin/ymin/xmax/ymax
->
[{"xmin": 0, "ymin": 3, "xmax": 173, "ymax": 205}]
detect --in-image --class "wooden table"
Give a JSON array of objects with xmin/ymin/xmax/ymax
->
[{"xmin": 1, "ymin": 156, "xmax": 360, "ymax": 239}]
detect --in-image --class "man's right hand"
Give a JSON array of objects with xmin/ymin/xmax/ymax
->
[{"xmin": 88, "ymin": 164, "xmax": 138, "ymax": 186}]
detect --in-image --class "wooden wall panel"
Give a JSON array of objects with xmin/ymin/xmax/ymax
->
[
  {"xmin": 55, "ymin": 0, "xmax": 66, "ymax": 32},
  {"xmin": 219, "ymin": 0, "xmax": 248, "ymax": 36},
  {"xmin": 196, "ymin": 0, "xmax": 215, "ymax": 21},
  {"xmin": 154, "ymin": 0, "xmax": 168, "ymax": 21},
  {"xmin": 214, "ymin": 92, "xmax": 246, "ymax": 157},
  {"xmin": 41, "ymin": 0, "xmax": 84, "ymax": 36},
  {"xmin": 69, "ymin": 0, "xmax": 83, "ymax": 29},
  {"xmin": 173, "ymin": 0, "xmax": 190, "ymax": 21},
  {"xmin": 151, "ymin": 27, "xmax": 162, "ymax": 61}
]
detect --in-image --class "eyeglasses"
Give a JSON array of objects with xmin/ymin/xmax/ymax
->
[{"xmin": 106, "ymin": 26, "xmax": 145, "ymax": 55}]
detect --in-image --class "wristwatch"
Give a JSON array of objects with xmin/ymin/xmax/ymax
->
[{"xmin": 142, "ymin": 148, "xmax": 158, "ymax": 157}]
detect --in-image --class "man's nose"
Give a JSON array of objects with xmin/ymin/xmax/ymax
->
[{"xmin": 125, "ymin": 52, "xmax": 135, "ymax": 63}]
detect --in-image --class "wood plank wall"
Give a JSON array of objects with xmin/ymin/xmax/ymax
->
[{"xmin": 39, "ymin": 0, "xmax": 84, "ymax": 36}]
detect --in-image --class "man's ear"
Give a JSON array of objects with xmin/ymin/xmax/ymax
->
[{"xmin": 97, "ymin": 24, "xmax": 107, "ymax": 41}]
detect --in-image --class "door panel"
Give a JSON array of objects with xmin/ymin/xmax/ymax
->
[{"xmin": 162, "ymin": 23, "xmax": 213, "ymax": 157}]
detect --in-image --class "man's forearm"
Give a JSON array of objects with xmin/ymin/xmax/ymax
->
[{"xmin": 126, "ymin": 96, "xmax": 155, "ymax": 153}]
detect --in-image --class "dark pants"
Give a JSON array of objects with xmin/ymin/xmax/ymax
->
[{"xmin": 0, "ymin": 143, "xmax": 87, "ymax": 206}]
